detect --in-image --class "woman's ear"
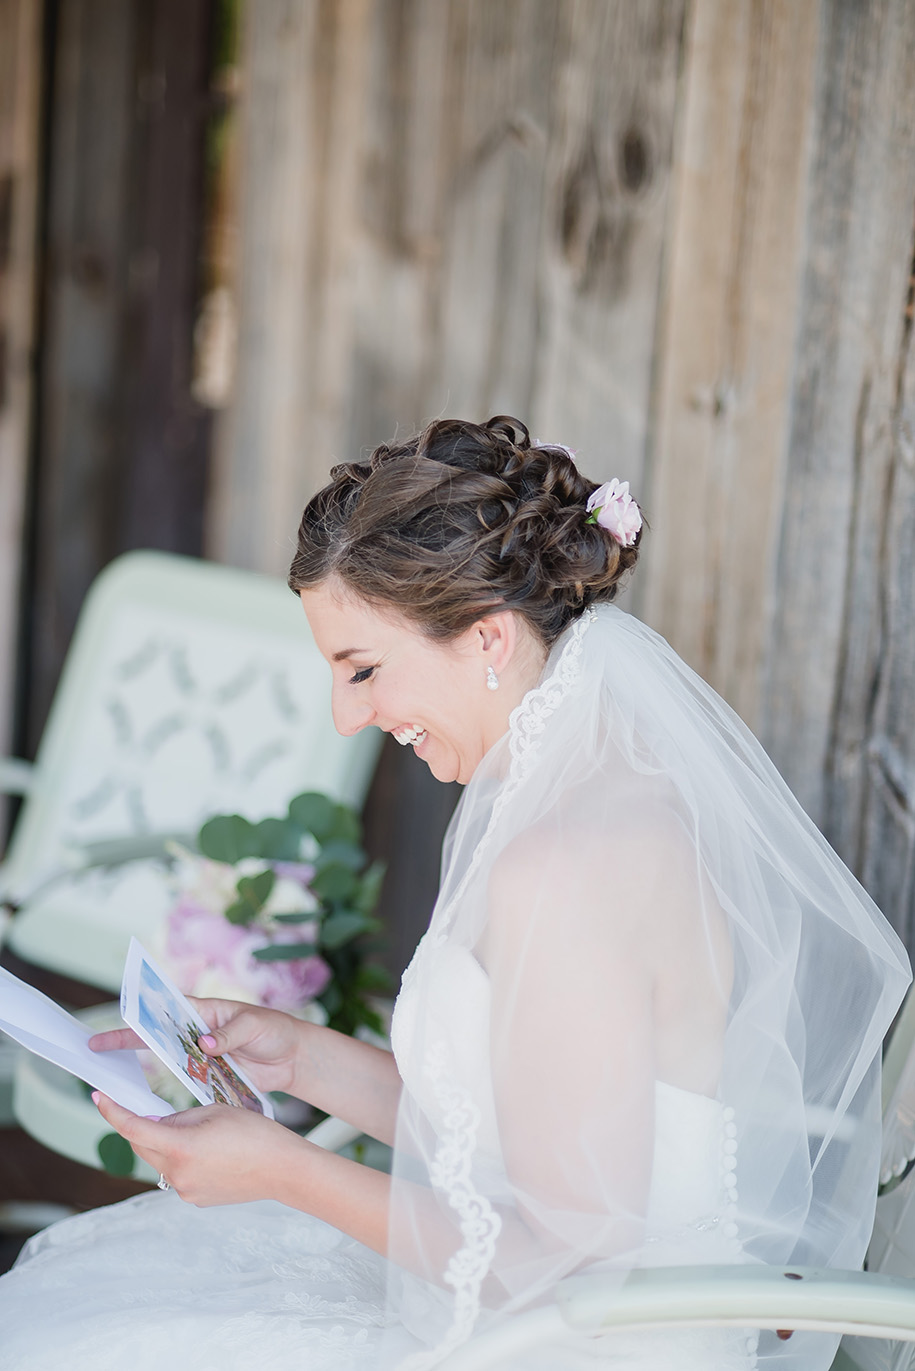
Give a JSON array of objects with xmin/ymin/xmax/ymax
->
[{"xmin": 475, "ymin": 612, "xmax": 518, "ymax": 675}]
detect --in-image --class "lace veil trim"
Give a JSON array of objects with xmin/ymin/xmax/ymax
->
[{"xmin": 397, "ymin": 610, "xmax": 593, "ymax": 1367}]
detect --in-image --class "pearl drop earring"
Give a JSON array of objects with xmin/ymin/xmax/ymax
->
[{"xmin": 486, "ymin": 666, "xmax": 500, "ymax": 692}]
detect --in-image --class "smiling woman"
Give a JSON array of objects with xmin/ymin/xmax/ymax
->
[
  {"xmin": 298, "ymin": 577, "xmax": 545, "ymax": 785},
  {"xmin": 0, "ymin": 416, "xmax": 908, "ymax": 1371}
]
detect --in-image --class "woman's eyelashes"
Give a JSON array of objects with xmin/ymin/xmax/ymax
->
[{"xmin": 349, "ymin": 665, "xmax": 376, "ymax": 685}]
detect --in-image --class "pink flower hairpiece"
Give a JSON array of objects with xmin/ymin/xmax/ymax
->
[{"xmin": 585, "ymin": 479, "xmax": 642, "ymax": 547}]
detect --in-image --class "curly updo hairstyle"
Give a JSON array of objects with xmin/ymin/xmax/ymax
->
[{"xmin": 288, "ymin": 416, "xmax": 642, "ymax": 650}]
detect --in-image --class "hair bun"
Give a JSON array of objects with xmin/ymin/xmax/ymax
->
[{"xmin": 289, "ymin": 416, "xmax": 642, "ymax": 648}]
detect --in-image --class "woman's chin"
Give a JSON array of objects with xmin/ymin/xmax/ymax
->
[{"xmin": 419, "ymin": 740, "xmax": 462, "ymax": 785}]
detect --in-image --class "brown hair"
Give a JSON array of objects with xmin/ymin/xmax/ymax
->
[{"xmin": 288, "ymin": 416, "xmax": 642, "ymax": 649}]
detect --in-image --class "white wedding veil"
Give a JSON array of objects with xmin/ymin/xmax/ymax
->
[{"xmin": 380, "ymin": 606, "xmax": 910, "ymax": 1370}]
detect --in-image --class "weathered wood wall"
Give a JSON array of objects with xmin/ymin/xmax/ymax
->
[
  {"xmin": 20, "ymin": 0, "xmax": 215, "ymax": 756},
  {"xmin": 640, "ymin": 0, "xmax": 915, "ymax": 951},
  {"xmin": 9, "ymin": 0, "xmax": 914, "ymax": 970},
  {"xmin": 211, "ymin": 0, "xmax": 685, "ymax": 571},
  {"xmin": 759, "ymin": 0, "xmax": 915, "ymax": 944},
  {"xmin": 211, "ymin": 0, "xmax": 687, "ymax": 968},
  {"xmin": 0, "ymin": 0, "xmax": 42, "ymax": 818}
]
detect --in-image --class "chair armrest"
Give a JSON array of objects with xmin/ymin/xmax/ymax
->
[
  {"xmin": 303, "ymin": 1115, "xmax": 362, "ymax": 1152},
  {"xmin": 0, "ymin": 758, "xmax": 34, "ymax": 797},
  {"xmin": 436, "ymin": 1265, "xmax": 915, "ymax": 1371}
]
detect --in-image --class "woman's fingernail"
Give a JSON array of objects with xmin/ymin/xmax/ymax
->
[
  {"xmin": 91, "ymin": 1091, "xmax": 100, "ymax": 1104},
  {"xmin": 144, "ymin": 1115, "xmax": 163, "ymax": 1122},
  {"xmin": 199, "ymin": 1035, "xmax": 217, "ymax": 1050}
]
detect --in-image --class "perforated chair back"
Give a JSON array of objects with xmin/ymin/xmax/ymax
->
[{"xmin": 1, "ymin": 551, "xmax": 380, "ymax": 992}]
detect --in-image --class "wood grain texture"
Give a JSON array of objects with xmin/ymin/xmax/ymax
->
[
  {"xmin": 23, "ymin": 0, "xmax": 213, "ymax": 753},
  {"xmin": 759, "ymin": 0, "xmax": 915, "ymax": 858},
  {"xmin": 639, "ymin": 0, "xmax": 820, "ymax": 718},
  {"xmin": 0, "ymin": 0, "xmax": 42, "ymax": 784},
  {"xmin": 211, "ymin": 0, "xmax": 686, "ymax": 971},
  {"xmin": 211, "ymin": 0, "xmax": 684, "ymax": 574}
]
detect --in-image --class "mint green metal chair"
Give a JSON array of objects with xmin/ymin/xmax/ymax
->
[{"xmin": 0, "ymin": 550, "xmax": 381, "ymax": 1165}]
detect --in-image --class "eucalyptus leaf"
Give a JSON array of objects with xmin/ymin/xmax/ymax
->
[
  {"xmin": 315, "ymin": 840, "xmax": 365, "ymax": 872},
  {"xmin": 354, "ymin": 859, "xmax": 386, "ymax": 915},
  {"xmin": 225, "ymin": 897, "xmax": 255, "ymax": 926},
  {"xmin": 236, "ymin": 868, "xmax": 275, "ymax": 911},
  {"xmin": 319, "ymin": 982, "xmax": 343, "ymax": 1016},
  {"xmin": 251, "ymin": 941, "xmax": 318, "ymax": 961},
  {"xmin": 311, "ymin": 862, "xmax": 358, "ymax": 904},
  {"xmin": 97, "ymin": 1131, "xmax": 136, "ymax": 1177},
  {"xmin": 356, "ymin": 962, "xmax": 391, "ymax": 992},
  {"xmin": 327, "ymin": 805, "xmax": 362, "ymax": 846},
  {"xmin": 288, "ymin": 792, "xmax": 337, "ymax": 840},
  {"xmin": 198, "ymin": 814, "xmax": 260, "ymax": 864},
  {"xmin": 253, "ymin": 817, "xmax": 302, "ymax": 860},
  {"xmin": 321, "ymin": 910, "xmax": 379, "ymax": 949}
]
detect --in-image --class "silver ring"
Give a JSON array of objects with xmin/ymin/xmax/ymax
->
[{"xmin": 157, "ymin": 1173, "xmax": 171, "ymax": 1191}]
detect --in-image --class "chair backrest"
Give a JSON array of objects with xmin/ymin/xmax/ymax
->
[{"xmin": 1, "ymin": 551, "xmax": 381, "ymax": 991}]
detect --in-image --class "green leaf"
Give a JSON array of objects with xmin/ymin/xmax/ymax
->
[
  {"xmin": 354, "ymin": 859, "xmax": 386, "ymax": 915},
  {"xmin": 326, "ymin": 805, "xmax": 362, "ymax": 846},
  {"xmin": 236, "ymin": 868, "xmax": 275, "ymax": 912},
  {"xmin": 271, "ymin": 911, "xmax": 318, "ymax": 924},
  {"xmin": 287, "ymin": 792, "xmax": 337, "ymax": 840},
  {"xmin": 356, "ymin": 962, "xmax": 391, "ymax": 993},
  {"xmin": 251, "ymin": 941, "xmax": 318, "ymax": 961},
  {"xmin": 97, "ymin": 1131, "xmax": 136, "ymax": 1177},
  {"xmin": 198, "ymin": 814, "xmax": 260, "ymax": 863},
  {"xmin": 310, "ymin": 862, "xmax": 358, "ymax": 904},
  {"xmin": 225, "ymin": 897, "xmax": 255, "ymax": 926},
  {"xmin": 315, "ymin": 840, "xmax": 365, "ymax": 872},
  {"xmin": 319, "ymin": 982, "xmax": 343, "ymax": 1016},
  {"xmin": 321, "ymin": 909, "xmax": 380, "ymax": 950},
  {"xmin": 253, "ymin": 817, "xmax": 302, "ymax": 860}
]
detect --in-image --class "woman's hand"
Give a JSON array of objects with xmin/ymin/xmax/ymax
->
[
  {"xmin": 92, "ymin": 1092, "xmax": 306, "ymax": 1207},
  {"xmin": 89, "ymin": 998, "xmax": 307, "ymax": 1095}
]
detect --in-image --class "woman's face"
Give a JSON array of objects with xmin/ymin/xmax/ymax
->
[{"xmin": 299, "ymin": 579, "xmax": 540, "ymax": 785}]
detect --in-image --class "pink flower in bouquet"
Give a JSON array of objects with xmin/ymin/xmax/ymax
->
[{"xmin": 165, "ymin": 898, "xmax": 331, "ymax": 1013}]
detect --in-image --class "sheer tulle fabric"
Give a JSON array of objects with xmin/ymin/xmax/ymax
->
[
  {"xmin": 381, "ymin": 606, "xmax": 910, "ymax": 1369},
  {"xmin": 0, "ymin": 607, "xmax": 907, "ymax": 1371}
]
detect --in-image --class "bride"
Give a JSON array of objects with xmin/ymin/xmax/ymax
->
[{"xmin": 0, "ymin": 417, "xmax": 908, "ymax": 1370}]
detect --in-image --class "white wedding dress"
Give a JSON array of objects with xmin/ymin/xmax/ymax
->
[
  {"xmin": 3, "ymin": 604, "xmax": 902, "ymax": 1371},
  {"xmin": 0, "ymin": 944, "xmax": 756, "ymax": 1371}
]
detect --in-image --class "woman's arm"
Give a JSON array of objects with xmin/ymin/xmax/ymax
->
[
  {"xmin": 92, "ymin": 1092, "xmax": 393, "ymax": 1254},
  {"xmin": 91, "ymin": 999, "xmax": 403, "ymax": 1147}
]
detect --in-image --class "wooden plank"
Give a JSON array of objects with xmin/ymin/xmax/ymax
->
[
  {"xmin": 639, "ymin": 0, "xmax": 820, "ymax": 721},
  {"xmin": 209, "ymin": 0, "xmax": 373, "ymax": 574},
  {"xmin": 530, "ymin": 0, "xmax": 685, "ymax": 493},
  {"xmin": 212, "ymin": 0, "xmax": 684, "ymax": 565},
  {"xmin": 822, "ymin": 236, "xmax": 915, "ymax": 947},
  {"xmin": 0, "ymin": 0, "xmax": 42, "ymax": 802},
  {"xmin": 25, "ymin": 0, "xmax": 138, "ymax": 752},
  {"xmin": 211, "ymin": 0, "xmax": 687, "ymax": 970},
  {"xmin": 759, "ymin": 0, "xmax": 915, "ymax": 844},
  {"xmin": 24, "ymin": 0, "xmax": 214, "ymax": 754}
]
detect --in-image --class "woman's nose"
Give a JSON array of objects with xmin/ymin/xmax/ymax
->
[{"xmin": 332, "ymin": 686, "xmax": 376, "ymax": 737}]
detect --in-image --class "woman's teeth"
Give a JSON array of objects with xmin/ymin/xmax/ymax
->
[{"xmin": 394, "ymin": 725, "xmax": 427, "ymax": 748}]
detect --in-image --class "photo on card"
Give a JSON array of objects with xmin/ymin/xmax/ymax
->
[{"xmin": 121, "ymin": 939, "xmax": 274, "ymax": 1118}]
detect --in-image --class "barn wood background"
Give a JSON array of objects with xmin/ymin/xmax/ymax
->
[{"xmin": 2, "ymin": 0, "xmax": 915, "ymax": 980}]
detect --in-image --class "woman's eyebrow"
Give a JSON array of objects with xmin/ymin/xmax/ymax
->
[{"xmin": 332, "ymin": 647, "xmax": 371, "ymax": 662}]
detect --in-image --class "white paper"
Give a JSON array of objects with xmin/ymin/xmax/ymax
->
[{"xmin": 0, "ymin": 965, "xmax": 174, "ymax": 1116}]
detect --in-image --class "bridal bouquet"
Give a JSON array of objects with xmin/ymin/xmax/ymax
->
[{"xmin": 161, "ymin": 791, "xmax": 387, "ymax": 1038}]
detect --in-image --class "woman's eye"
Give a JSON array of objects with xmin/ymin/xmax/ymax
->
[{"xmin": 349, "ymin": 666, "xmax": 375, "ymax": 685}]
